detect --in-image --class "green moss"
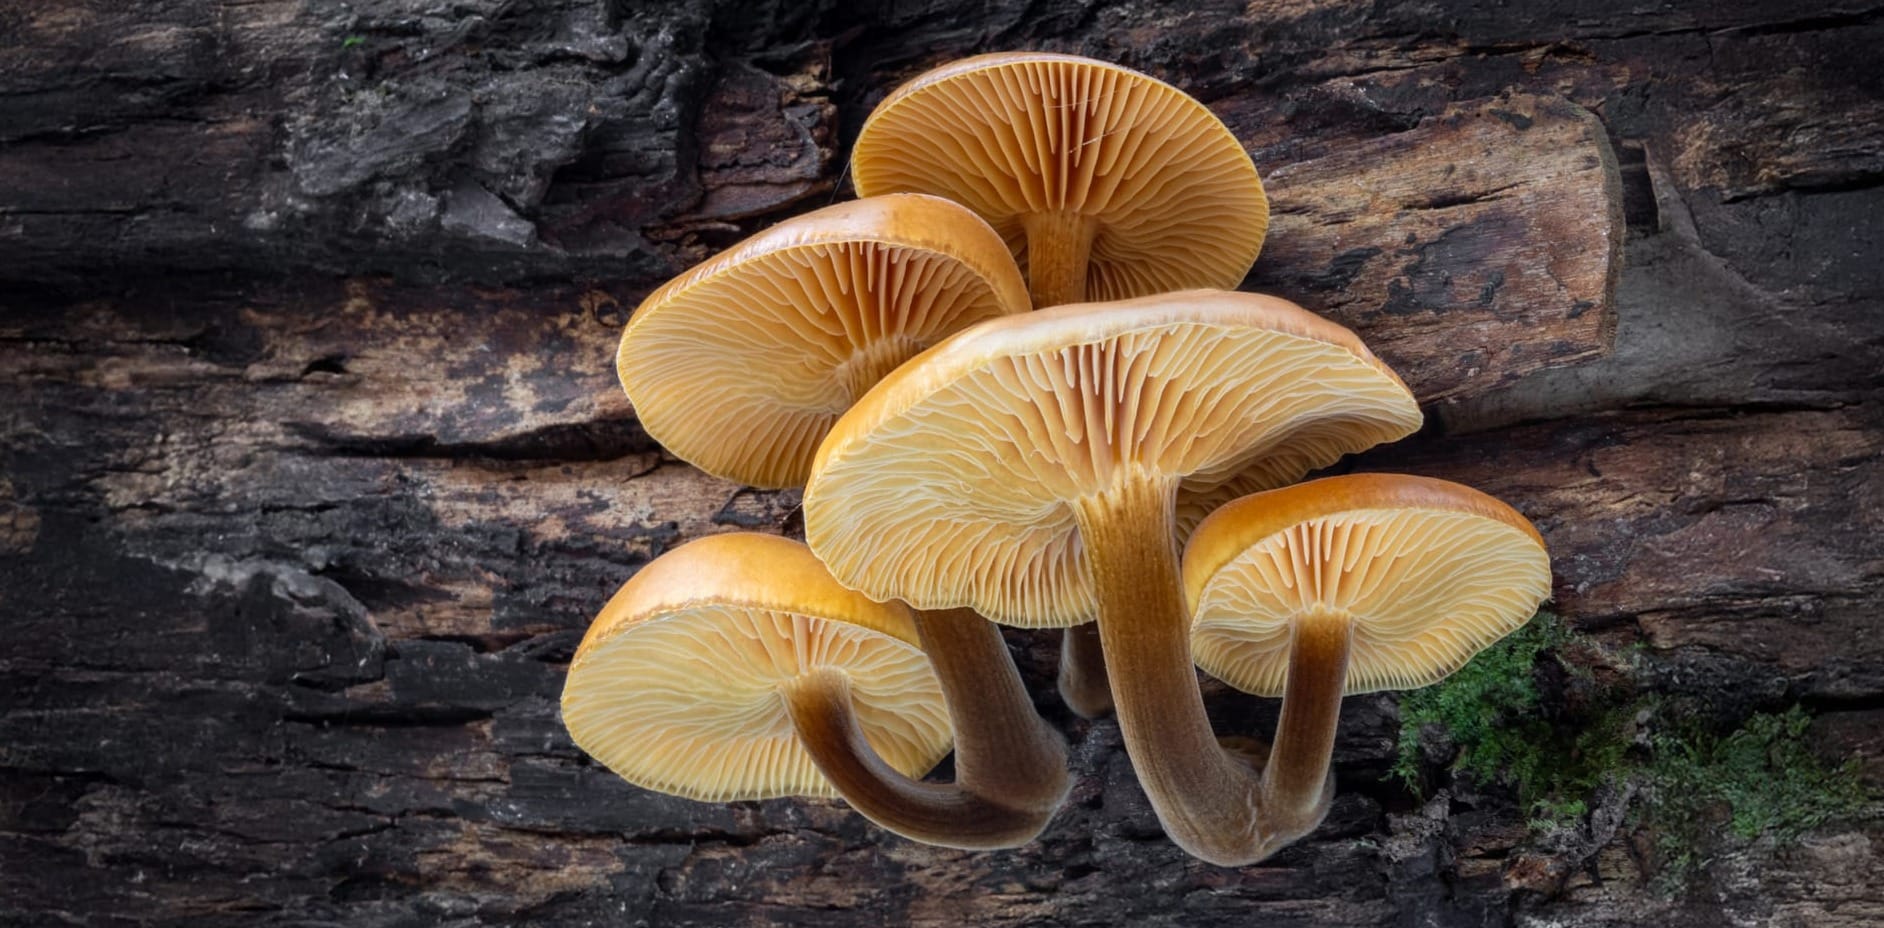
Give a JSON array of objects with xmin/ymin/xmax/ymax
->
[
  {"xmin": 1394, "ymin": 612, "xmax": 1876, "ymax": 879},
  {"xmin": 1392, "ymin": 611, "xmax": 1631, "ymax": 828},
  {"xmin": 1644, "ymin": 706, "xmax": 1873, "ymax": 881}
]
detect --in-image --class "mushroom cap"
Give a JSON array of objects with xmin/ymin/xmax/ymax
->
[
  {"xmin": 617, "ymin": 194, "xmax": 1030, "ymax": 489},
  {"xmin": 561, "ymin": 532, "xmax": 954, "ymax": 802},
  {"xmin": 804, "ymin": 289, "xmax": 1422, "ymax": 629},
  {"xmin": 1181, "ymin": 474, "xmax": 1552, "ymax": 697},
  {"xmin": 852, "ymin": 52, "xmax": 1267, "ymax": 300}
]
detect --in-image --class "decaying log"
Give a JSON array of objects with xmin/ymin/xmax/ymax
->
[
  {"xmin": 1243, "ymin": 92, "xmax": 1620, "ymax": 400},
  {"xmin": 4, "ymin": 0, "xmax": 1884, "ymax": 926},
  {"xmin": 3, "ymin": 293, "xmax": 1880, "ymax": 925}
]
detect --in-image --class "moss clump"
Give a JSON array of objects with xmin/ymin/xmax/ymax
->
[
  {"xmin": 1644, "ymin": 706, "xmax": 1873, "ymax": 880},
  {"xmin": 1392, "ymin": 611, "xmax": 1632, "ymax": 829},
  {"xmin": 1395, "ymin": 611, "xmax": 1877, "ymax": 879}
]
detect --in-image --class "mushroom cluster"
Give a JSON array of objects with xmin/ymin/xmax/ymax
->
[{"xmin": 562, "ymin": 53, "xmax": 1553, "ymax": 865}]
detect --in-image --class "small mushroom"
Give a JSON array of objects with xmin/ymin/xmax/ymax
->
[
  {"xmin": 561, "ymin": 532, "xmax": 1068, "ymax": 849},
  {"xmin": 804, "ymin": 289, "xmax": 1421, "ymax": 864},
  {"xmin": 617, "ymin": 193, "xmax": 1030, "ymax": 489},
  {"xmin": 1181, "ymin": 474, "xmax": 1553, "ymax": 843},
  {"xmin": 853, "ymin": 53, "xmax": 1266, "ymax": 310}
]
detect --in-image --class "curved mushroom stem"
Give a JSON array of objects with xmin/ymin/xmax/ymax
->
[
  {"xmin": 1058, "ymin": 623, "xmax": 1114, "ymax": 718},
  {"xmin": 1021, "ymin": 211, "xmax": 1097, "ymax": 309},
  {"xmin": 783, "ymin": 607, "xmax": 1069, "ymax": 849},
  {"xmin": 1074, "ymin": 477, "xmax": 1331, "ymax": 865}
]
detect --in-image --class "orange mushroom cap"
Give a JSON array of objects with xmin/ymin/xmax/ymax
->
[
  {"xmin": 562, "ymin": 533, "xmax": 953, "ymax": 802},
  {"xmin": 1182, "ymin": 474, "xmax": 1553, "ymax": 696},
  {"xmin": 853, "ymin": 53, "xmax": 1267, "ymax": 304},
  {"xmin": 617, "ymin": 194, "xmax": 1030, "ymax": 488},
  {"xmin": 804, "ymin": 289, "xmax": 1421, "ymax": 628}
]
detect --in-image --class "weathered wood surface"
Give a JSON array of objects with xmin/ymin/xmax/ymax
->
[
  {"xmin": 0, "ymin": 3, "xmax": 1624, "ymax": 399},
  {"xmin": 3, "ymin": 1, "xmax": 1884, "ymax": 926}
]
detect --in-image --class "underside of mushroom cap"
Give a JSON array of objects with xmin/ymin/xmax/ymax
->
[
  {"xmin": 1182, "ymin": 474, "xmax": 1552, "ymax": 696},
  {"xmin": 804, "ymin": 290, "xmax": 1422, "ymax": 629},
  {"xmin": 618, "ymin": 194, "xmax": 1029, "ymax": 489},
  {"xmin": 853, "ymin": 52, "xmax": 1267, "ymax": 300},
  {"xmin": 563, "ymin": 533, "xmax": 953, "ymax": 802}
]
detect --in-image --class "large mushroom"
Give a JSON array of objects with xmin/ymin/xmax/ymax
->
[
  {"xmin": 617, "ymin": 193, "xmax": 1029, "ymax": 489},
  {"xmin": 854, "ymin": 53, "xmax": 1269, "ymax": 716},
  {"xmin": 1181, "ymin": 474, "xmax": 1553, "ymax": 842},
  {"xmin": 562, "ymin": 533, "xmax": 1068, "ymax": 848},
  {"xmin": 803, "ymin": 289, "xmax": 1422, "ymax": 864}
]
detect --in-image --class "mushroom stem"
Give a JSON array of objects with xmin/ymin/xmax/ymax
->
[
  {"xmin": 1259, "ymin": 606, "xmax": 1350, "ymax": 839},
  {"xmin": 915, "ymin": 607, "xmax": 1070, "ymax": 814},
  {"xmin": 783, "ymin": 609, "xmax": 1069, "ymax": 850},
  {"xmin": 1021, "ymin": 211, "xmax": 1097, "ymax": 308},
  {"xmin": 1074, "ymin": 476, "xmax": 1277, "ymax": 866},
  {"xmin": 1058, "ymin": 623, "xmax": 1115, "ymax": 718}
]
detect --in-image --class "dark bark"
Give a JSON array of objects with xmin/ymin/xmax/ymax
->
[{"xmin": 4, "ymin": 1, "xmax": 1883, "ymax": 926}]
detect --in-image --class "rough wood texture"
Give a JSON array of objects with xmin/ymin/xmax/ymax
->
[
  {"xmin": 1, "ymin": 3, "xmax": 1624, "ymax": 398},
  {"xmin": 4, "ymin": 1, "xmax": 1883, "ymax": 926}
]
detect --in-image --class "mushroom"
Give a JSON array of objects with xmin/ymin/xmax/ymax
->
[
  {"xmin": 803, "ymin": 289, "xmax": 1422, "ymax": 864},
  {"xmin": 1181, "ymin": 474, "xmax": 1553, "ymax": 842},
  {"xmin": 617, "ymin": 193, "xmax": 1030, "ymax": 489},
  {"xmin": 853, "ymin": 53, "xmax": 1269, "ymax": 716},
  {"xmin": 561, "ymin": 532, "xmax": 1068, "ymax": 849},
  {"xmin": 606, "ymin": 194, "xmax": 1068, "ymax": 846},
  {"xmin": 852, "ymin": 52, "xmax": 1267, "ymax": 311}
]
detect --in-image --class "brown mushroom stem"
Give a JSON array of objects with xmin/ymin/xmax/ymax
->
[
  {"xmin": 783, "ymin": 608, "xmax": 1069, "ymax": 849},
  {"xmin": 1074, "ymin": 476, "xmax": 1283, "ymax": 866},
  {"xmin": 914, "ymin": 607, "xmax": 1071, "ymax": 813},
  {"xmin": 1021, "ymin": 210, "xmax": 1097, "ymax": 308},
  {"xmin": 1260, "ymin": 606, "xmax": 1350, "ymax": 837},
  {"xmin": 1058, "ymin": 623, "xmax": 1115, "ymax": 718}
]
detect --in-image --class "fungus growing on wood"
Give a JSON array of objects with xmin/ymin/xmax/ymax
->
[
  {"xmin": 616, "ymin": 194, "xmax": 1029, "ymax": 489},
  {"xmin": 1181, "ymin": 474, "xmax": 1552, "ymax": 843},
  {"xmin": 803, "ymin": 289, "xmax": 1421, "ymax": 864},
  {"xmin": 853, "ymin": 53, "xmax": 1266, "ymax": 310},
  {"xmin": 561, "ymin": 532, "xmax": 1068, "ymax": 849}
]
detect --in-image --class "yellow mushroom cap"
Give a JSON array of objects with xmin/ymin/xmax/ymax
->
[
  {"xmin": 1182, "ymin": 474, "xmax": 1553, "ymax": 696},
  {"xmin": 617, "ymin": 194, "xmax": 1030, "ymax": 489},
  {"xmin": 853, "ymin": 52, "xmax": 1267, "ymax": 299},
  {"xmin": 561, "ymin": 533, "xmax": 953, "ymax": 802},
  {"xmin": 804, "ymin": 289, "xmax": 1422, "ymax": 629}
]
